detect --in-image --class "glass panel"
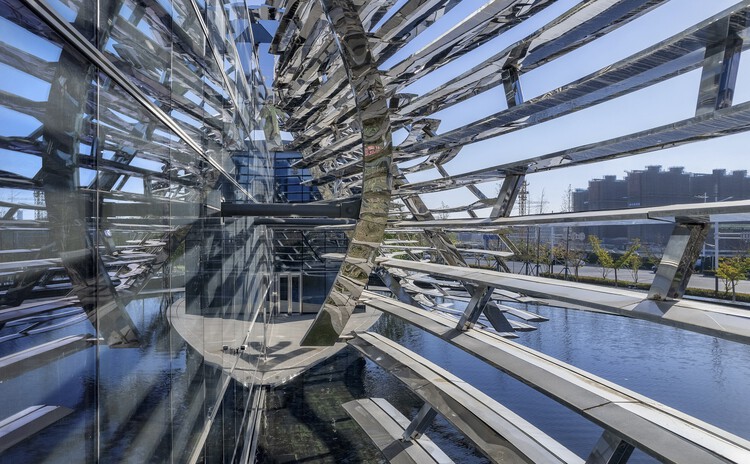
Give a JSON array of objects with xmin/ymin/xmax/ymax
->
[{"xmin": 0, "ymin": 0, "xmax": 271, "ymax": 460}]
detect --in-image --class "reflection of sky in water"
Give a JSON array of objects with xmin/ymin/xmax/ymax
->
[{"xmin": 361, "ymin": 304, "xmax": 750, "ymax": 463}]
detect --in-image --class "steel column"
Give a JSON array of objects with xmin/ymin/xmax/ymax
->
[
  {"xmin": 501, "ymin": 65, "xmax": 524, "ymax": 108},
  {"xmin": 401, "ymin": 403, "xmax": 438, "ymax": 442},
  {"xmin": 491, "ymin": 173, "xmax": 526, "ymax": 219},
  {"xmin": 695, "ymin": 12, "xmax": 747, "ymax": 115},
  {"xmin": 298, "ymin": 271, "xmax": 304, "ymax": 314},
  {"xmin": 287, "ymin": 273, "xmax": 293, "ymax": 314},
  {"xmin": 586, "ymin": 430, "xmax": 635, "ymax": 464},
  {"xmin": 648, "ymin": 221, "xmax": 709, "ymax": 300},
  {"xmin": 374, "ymin": 267, "xmax": 424, "ymax": 309},
  {"xmin": 300, "ymin": 0, "xmax": 393, "ymax": 345},
  {"xmin": 457, "ymin": 285, "xmax": 494, "ymax": 331}
]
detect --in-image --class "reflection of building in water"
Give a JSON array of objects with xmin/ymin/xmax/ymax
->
[{"xmin": 1, "ymin": 1, "xmax": 750, "ymax": 463}]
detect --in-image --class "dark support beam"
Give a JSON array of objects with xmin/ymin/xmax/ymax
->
[
  {"xmin": 222, "ymin": 198, "xmax": 361, "ymax": 218},
  {"xmin": 401, "ymin": 403, "xmax": 438, "ymax": 442},
  {"xmin": 253, "ymin": 217, "xmax": 356, "ymax": 227},
  {"xmin": 586, "ymin": 430, "xmax": 635, "ymax": 464},
  {"xmin": 423, "ymin": 229, "xmax": 466, "ymax": 267},
  {"xmin": 491, "ymin": 173, "xmax": 526, "ymax": 219},
  {"xmin": 423, "ymin": 229, "xmax": 515, "ymax": 332},
  {"xmin": 457, "ymin": 284, "xmax": 493, "ymax": 331},
  {"xmin": 483, "ymin": 302, "xmax": 515, "ymax": 333},
  {"xmin": 501, "ymin": 65, "xmax": 524, "ymax": 108},
  {"xmin": 374, "ymin": 267, "xmax": 424, "ymax": 308}
]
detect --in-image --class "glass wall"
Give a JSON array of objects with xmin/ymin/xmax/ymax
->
[{"xmin": 0, "ymin": 0, "xmax": 272, "ymax": 460}]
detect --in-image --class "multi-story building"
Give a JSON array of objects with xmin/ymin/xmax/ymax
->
[{"xmin": 574, "ymin": 166, "xmax": 750, "ymax": 250}]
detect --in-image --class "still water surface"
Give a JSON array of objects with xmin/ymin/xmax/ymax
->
[
  {"xmin": 3, "ymin": 296, "xmax": 748, "ymax": 462},
  {"xmin": 278, "ymin": 301, "xmax": 750, "ymax": 463}
]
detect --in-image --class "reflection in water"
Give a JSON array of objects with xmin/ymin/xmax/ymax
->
[
  {"xmin": 0, "ymin": 295, "xmax": 260, "ymax": 463},
  {"xmin": 260, "ymin": 304, "xmax": 750, "ymax": 463}
]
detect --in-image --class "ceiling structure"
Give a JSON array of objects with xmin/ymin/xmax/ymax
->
[
  {"xmin": 264, "ymin": 1, "xmax": 750, "ymax": 462},
  {"xmin": 265, "ymin": 0, "xmax": 750, "ymax": 343},
  {"xmin": 1, "ymin": 0, "xmax": 750, "ymax": 460}
]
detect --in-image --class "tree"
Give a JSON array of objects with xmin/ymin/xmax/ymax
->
[
  {"xmin": 588, "ymin": 235, "xmax": 613, "ymax": 279},
  {"xmin": 552, "ymin": 244, "xmax": 567, "ymax": 272},
  {"xmin": 716, "ymin": 256, "xmax": 750, "ymax": 301},
  {"xmin": 436, "ymin": 201, "xmax": 450, "ymax": 220},
  {"xmin": 513, "ymin": 236, "xmax": 535, "ymax": 275},
  {"xmin": 552, "ymin": 243, "xmax": 585, "ymax": 280},
  {"xmin": 627, "ymin": 251, "xmax": 643, "ymax": 283},
  {"xmin": 568, "ymin": 247, "xmax": 587, "ymax": 281},
  {"xmin": 560, "ymin": 184, "xmax": 573, "ymax": 212},
  {"xmin": 612, "ymin": 239, "xmax": 641, "ymax": 286},
  {"xmin": 513, "ymin": 233, "xmax": 552, "ymax": 275},
  {"xmin": 536, "ymin": 241, "xmax": 552, "ymax": 274}
]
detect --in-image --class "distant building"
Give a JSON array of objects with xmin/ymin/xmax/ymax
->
[{"xmin": 573, "ymin": 166, "xmax": 750, "ymax": 249}]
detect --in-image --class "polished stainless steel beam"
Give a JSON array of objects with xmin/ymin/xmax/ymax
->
[
  {"xmin": 370, "ymin": 0, "xmax": 460, "ymax": 63},
  {"xmin": 300, "ymin": 0, "xmax": 393, "ymax": 346},
  {"xmin": 392, "ymin": 199, "xmax": 750, "ymax": 229},
  {"xmin": 649, "ymin": 221, "xmax": 709, "ymax": 301},
  {"xmin": 695, "ymin": 10, "xmax": 747, "ymax": 116},
  {"xmin": 395, "ymin": 3, "xmax": 750, "ymax": 165},
  {"xmin": 401, "ymin": 403, "xmax": 438, "ymax": 442},
  {"xmin": 349, "ymin": 330, "xmax": 583, "ymax": 464},
  {"xmin": 360, "ymin": 291, "xmax": 750, "ymax": 463},
  {"xmin": 378, "ymin": 258, "xmax": 750, "ymax": 344},
  {"xmin": 394, "ymin": 0, "xmax": 665, "ymax": 121},
  {"xmin": 0, "ymin": 334, "xmax": 95, "ymax": 381},
  {"xmin": 342, "ymin": 398, "xmax": 453, "ymax": 464},
  {"xmin": 586, "ymin": 430, "xmax": 635, "ymax": 464},
  {"xmin": 385, "ymin": 0, "xmax": 556, "ymax": 90},
  {"xmin": 397, "ymin": 99, "xmax": 750, "ymax": 197},
  {"xmin": 0, "ymin": 405, "xmax": 74, "ymax": 453}
]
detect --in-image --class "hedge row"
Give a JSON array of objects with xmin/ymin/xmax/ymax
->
[{"xmin": 538, "ymin": 273, "xmax": 750, "ymax": 303}]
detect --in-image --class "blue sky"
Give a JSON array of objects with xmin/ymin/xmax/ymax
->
[
  {"xmin": 381, "ymin": 0, "xmax": 750, "ymax": 214},
  {"xmin": 0, "ymin": 0, "xmax": 747, "ymax": 214}
]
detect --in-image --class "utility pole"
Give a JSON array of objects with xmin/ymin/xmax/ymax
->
[{"xmin": 517, "ymin": 181, "xmax": 529, "ymax": 216}]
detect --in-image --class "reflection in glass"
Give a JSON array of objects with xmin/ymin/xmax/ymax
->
[{"xmin": 0, "ymin": 0, "xmax": 271, "ymax": 460}]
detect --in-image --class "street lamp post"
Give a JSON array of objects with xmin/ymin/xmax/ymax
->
[
  {"xmin": 695, "ymin": 193, "xmax": 708, "ymax": 271},
  {"xmin": 713, "ymin": 192, "xmax": 734, "ymax": 293},
  {"xmin": 715, "ymin": 221, "xmax": 720, "ymax": 293}
]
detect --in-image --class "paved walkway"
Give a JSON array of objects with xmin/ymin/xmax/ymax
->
[
  {"xmin": 504, "ymin": 261, "xmax": 750, "ymax": 294},
  {"xmin": 168, "ymin": 299, "xmax": 381, "ymax": 387}
]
